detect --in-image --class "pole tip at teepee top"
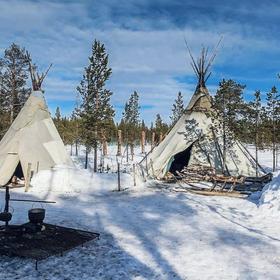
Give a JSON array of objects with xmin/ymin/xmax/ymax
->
[
  {"xmin": 26, "ymin": 51, "xmax": 52, "ymax": 92},
  {"xmin": 184, "ymin": 36, "xmax": 223, "ymax": 90}
]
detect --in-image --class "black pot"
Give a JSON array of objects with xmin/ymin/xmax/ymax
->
[
  {"xmin": 28, "ymin": 208, "xmax": 45, "ymax": 224},
  {"xmin": 0, "ymin": 212, "xmax": 12, "ymax": 222}
]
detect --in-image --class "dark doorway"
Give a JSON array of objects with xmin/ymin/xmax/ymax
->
[
  {"xmin": 13, "ymin": 162, "xmax": 24, "ymax": 179},
  {"xmin": 169, "ymin": 144, "xmax": 193, "ymax": 175}
]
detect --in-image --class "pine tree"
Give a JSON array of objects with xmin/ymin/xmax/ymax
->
[
  {"xmin": 212, "ymin": 79, "xmax": 245, "ymax": 174},
  {"xmin": 0, "ymin": 66, "xmax": 9, "ymax": 138},
  {"xmin": 266, "ymin": 86, "xmax": 280, "ymax": 171},
  {"xmin": 170, "ymin": 91, "xmax": 184, "ymax": 126},
  {"xmin": 122, "ymin": 91, "xmax": 140, "ymax": 145},
  {"xmin": 55, "ymin": 106, "xmax": 61, "ymax": 121},
  {"xmin": 77, "ymin": 40, "xmax": 115, "ymax": 170},
  {"xmin": 0, "ymin": 43, "xmax": 31, "ymax": 124},
  {"xmin": 122, "ymin": 91, "xmax": 140, "ymax": 126},
  {"xmin": 141, "ymin": 120, "xmax": 146, "ymax": 130},
  {"xmin": 155, "ymin": 114, "xmax": 169, "ymax": 142}
]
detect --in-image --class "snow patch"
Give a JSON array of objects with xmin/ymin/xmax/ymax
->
[
  {"xmin": 30, "ymin": 165, "xmax": 136, "ymax": 196},
  {"xmin": 259, "ymin": 171, "xmax": 280, "ymax": 215}
]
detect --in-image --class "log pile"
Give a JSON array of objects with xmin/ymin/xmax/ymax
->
[
  {"xmin": 163, "ymin": 163, "xmax": 271, "ymax": 197},
  {"xmin": 178, "ymin": 164, "xmax": 215, "ymax": 183}
]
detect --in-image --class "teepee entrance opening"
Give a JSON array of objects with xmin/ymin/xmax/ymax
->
[
  {"xmin": 14, "ymin": 162, "xmax": 24, "ymax": 179},
  {"xmin": 8, "ymin": 161, "xmax": 25, "ymax": 185},
  {"xmin": 169, "ymin": 144, "xmax": 194, "ymax": 175}
]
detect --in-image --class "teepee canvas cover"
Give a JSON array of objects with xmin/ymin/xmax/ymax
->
[
  {"xmin": 141, "ymin": 45, "xmax": 263, "ymax": 179},
  {"xmin": 0, "ymin": 91, "xmax": 73, "ymax": 186}
]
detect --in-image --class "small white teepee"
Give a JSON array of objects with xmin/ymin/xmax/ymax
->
[
  {"xmin": 0, "ymin": 91, "xmax": 74, "ymax": 186},
  {"xmin": 141, "ymin": 45, "xmax": 264, "ymax": 179}
]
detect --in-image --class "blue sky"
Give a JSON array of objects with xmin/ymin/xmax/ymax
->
[{"xmin": 0, "ymin": 0, "xmax": 279, "ymax": 123}]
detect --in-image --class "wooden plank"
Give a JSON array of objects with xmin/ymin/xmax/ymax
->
[
  {"xmin": 24, "ymin": 163, "xmax": 32, "ymax": 192},
  {"xmin": 185, "ymin": 189, "xmax": 248, "ymax": 198}
]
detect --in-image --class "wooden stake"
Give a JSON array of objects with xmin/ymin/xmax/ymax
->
[
  {"xmin": 117, "ymin": 162, "xmax": 121, "ymax": 191},
  {"xmin": 141, "ymin": 130, "xmax": 145, "ymax": 154},
  {"xmin": 4, "ymin": 186, "xmax": 10, "ymax": 227},
  {"xmin": 130, "ymin": 143, "xmax": 134, "ymax": 161},
  {"xmin": 36, "ymin": 161, "xmax": 40, "ymax": 173},
  {"xmin": 25, "ymin": 163, "xmax": 32, "ymax": 192},
  {"xmin": 151, "ymin": 132, "xmax": 155, "ymax": 150},
  {"xmin": 159, "ymin": 132, "xmax": 163, "ymax": 143},
  {"xmin": 145, "ymin": 152, "xmax": 149, "ymax": 175},
  {"xmin": 102, "ymin": 140, "xmax": 108, "ymax": 156},
  {"xmin": 133, "ymin": 163, "xmax": 136, "ymax": 186},
  {"xmin": 101, "ymin": 129, "xmax": 107, "ymax": 156},
  {"xmin": 126, "ymin": 143, "xmax": 129, "ymax": 163},
  {"xmin": 117, "ymin": 130, "xmax": 122, "ymax": 156},
  {"xmin": 150, "ymin": 159, "xmax": 155, "ymax": 177}
]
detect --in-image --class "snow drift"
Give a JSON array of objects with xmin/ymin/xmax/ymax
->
[
  {"xmin": 30, "ymin": 165, "xmax": 134, "ymax": 195},
  {"xmin": 259, "ymin": 171, "xmax": 280, "ymax": 215}
]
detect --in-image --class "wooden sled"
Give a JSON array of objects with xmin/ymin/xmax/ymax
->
[{"xmin": 185, "ymin": 188, "xmax": 249, "ymax": 198}]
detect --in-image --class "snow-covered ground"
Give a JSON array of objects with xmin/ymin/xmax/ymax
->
[{"xmin": 0, "ymin": 144, "xmax": 280, "ymax": 279}]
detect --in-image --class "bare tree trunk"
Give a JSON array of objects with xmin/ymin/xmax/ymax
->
[
  {"xmin": 101, "ymin": 129, "xmax": 107, "ymax": 156},
  {"xmin": 10, "ymin": 69, "xmax": 16, "ymax": 124},
  {"xmin": 85, "ymin": 147, "xmax": 88, "ymax": 169},
  {"xmin": 103, "ymin": 140, "xmax": 108, "ymax": 156},
  {"xmin": 126, "ymin": 142, "xmax": 129, "ymax": 163},
  {"xmin": 222, "ymin": 130, "xmax": 226, "ymax": 174},
  {"xmin": 276, "ymin": 145, "xmax": 278, "ymax": 170},
  {"xmin": 151, "ymin": 132, "xmax": 155, "ymax": 150},
  {"xmin": 222, "ymin": 93, "xmax": 227, "ymax": 175},
  {"xmin": 159, "ymin": 132, "xmax": 163, "ymax": 143},
  {"xmin": 94, "ymin": 144, "xmax": 97, "ymax": 172},
  {"xmin": 94, "ymin": 127, "xmax": 98, "ymax": 172},
  {"xmin": 130, "ymin": 142, "xmax": 134, "ymax": 161},
  {"xmin": 117, "ymin": 130, "xmax": 122, "ymax": 156},
  {"xmin": 141, "ymin": 130, "xmax": 145, "ymax": 154},
  {"xmin": 75, "ymin": 140, "xmax": 78, "ymax": 156},
  {"xmin": 10, "ymin": 109, "xmax": 14, "ymax": 125},
  {"xmin": 273, "ymin": 145, "xmax": 276, "ymax": 172},
  {"xmin": 255, "ymin": 135, "xmax": 259, "ymax": 177},
  {"xmin": 273, "ymin": 120, "xmax": 276, "ymax": 172}
]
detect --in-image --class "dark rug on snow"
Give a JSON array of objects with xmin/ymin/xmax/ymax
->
[{"xmin": 0, "ymin": 223, "xmax": 99, "ymax": 260}]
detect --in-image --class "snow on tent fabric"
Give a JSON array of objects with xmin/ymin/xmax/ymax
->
[
  {"xmin": 141, "ymin": 45, "xmax": 263, "ymax": 179},
  {"xmin": 0, "ymin": 91, "xmax": 74, "ymax": 186}
]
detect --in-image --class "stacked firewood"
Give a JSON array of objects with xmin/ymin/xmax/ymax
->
[{"xmin": 178, "ymin": 164, "xmax": 216, "ymax": 182}]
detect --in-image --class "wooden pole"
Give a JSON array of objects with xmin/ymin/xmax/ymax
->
[
  {"xmin": 145, "ymin": 152, "xmax": 148, "ymax": 175},
  {"xmin": 93, "ymin": 127, "xmax": 98, "ymax": 172},
  {"xmin": 117, "ymin": 162, "xmax": 121, "ymax": 191},
  {"xmin": 159, "ymin": 132, "xmax": 163, "ymax": 143},
  {"xmin": 133, "ymin": 163, "xmax": 136, "ymax": 186},
  {"xmin": 4, "ymin": 186, "xmax": 10, "ymax": 227},
  {"xmin": 130, "ymin": 142, "xmax": 134, "ymax": 161},
  {"xmin": 117, "ymin": 130, "xmax": 122, "ymax": 156},
  {"xmin": 85, "ymin": 147, "xmax": 88, "ymax": 169},
  {"xmin": 36, "ymin": 161, "xmax": 40, "ymax": 173},
  {"xmin": 151, "ymin": 132, "xmax": 155, "ymax": 150},
  {"xmin": 150, "ymin": 159, "xmax": 155, "ymax": 177},
  {"xmin": 141, "ymin": 130, "xmax": 145, "ymax": 154},
  {"xmin": 4, "ymin": 186, "xmax": 9, "ymax": 212},
  {"xmin": 75, "ymin": 140, "xmax": 78, "ymax": 156},
  {"xmin": 101, "ymin": 129, "xmax": 107, "ymax": 156},
  {"xmin": 25, "ymin": 163, "xmax": 32, "ymax": 192},
  {"xmin": 126, "ymin": 143, "xmax": 129, "ymax": 163}
]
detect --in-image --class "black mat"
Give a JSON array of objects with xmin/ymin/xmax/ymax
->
[{"xmin": 0, "ymin": 223, "xmax": 99, "ymax": 260}]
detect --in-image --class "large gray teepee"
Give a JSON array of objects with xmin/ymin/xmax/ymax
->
[
  {"xmin": 0, "ymin": 56, "xmax": 73, "ymax": 186},
  {"xmin": 140, "ymin": 44, "xmax": 264, "ymax": 179}
]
